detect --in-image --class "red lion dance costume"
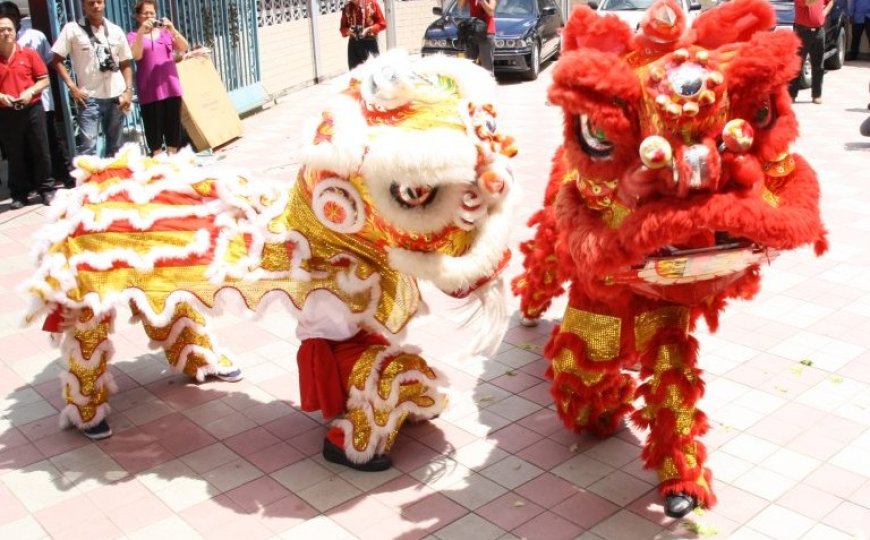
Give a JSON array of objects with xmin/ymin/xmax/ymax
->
[
  {"xmin": 513, "ymin": 0, "xmax": 827, "ymax": 517},
  {"xmin": 23, "ymin": 51, "xmax": 517, "ymax": 468}
]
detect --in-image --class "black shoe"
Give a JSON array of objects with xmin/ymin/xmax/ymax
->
[
  {"xmin": 322, "ymin": 438, "xmax": 392, "ymax": 472},
  {"xmin": 664, "ymin": 492, "xmax": 697, "ymax": 518},
  {"xmin": 81, "ymin": 419, "xmax": 113, "ymax": 440},
  {"xmin": 10, "ymin": 200, "xmax": 25, "ymax": 210},
  {"xmin": 40, "ymin": 191, "xmax": 55, "ymax": 206}
]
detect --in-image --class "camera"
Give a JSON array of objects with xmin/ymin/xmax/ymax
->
[
  {"xmin": 95, "ymin": 43, "xmax": 118, "ymax": 72},
  {"xmin": 12, "ymin": 100, "xmax": 25, "ymax": 110},
  {"xmin": 351, "ymin": 24, "xmax": 364, "ymax": 38},
  {"xmin": 152, "ymin": 19, "xmax": 164, "ymax": 28}
]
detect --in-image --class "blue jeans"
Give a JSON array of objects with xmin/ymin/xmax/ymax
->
[{"xmin": 76, "ymin": 97, "xmax": 125, "ymax": 157}]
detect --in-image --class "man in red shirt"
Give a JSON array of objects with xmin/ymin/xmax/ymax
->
[
  {"xmin": 465, "ymin": 0, "xmax": 498, "ymax": 74},
  {"xmin": 0, "ymin": 15, "xmax": 54, "ymax": 209},
  {"xmin": 789, "ymin": 0, "xmax": 834, "ymax": 104},
  {"xmin": 339, "ymin": 0, "xmax": 386, "ymax": 70}
]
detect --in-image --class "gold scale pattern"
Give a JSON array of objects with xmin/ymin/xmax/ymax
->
[
  {"xmin": 345, "ymin": 346, "xmax": 438, "ymax": 453},
  {"xmin": 66, "ymin": 309, "xmax": 113, "ymax": 423}
]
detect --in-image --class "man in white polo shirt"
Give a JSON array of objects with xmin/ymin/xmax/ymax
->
[{"xmin": 50, "ymin": 0, "xmax": 133, "ymax": 157}]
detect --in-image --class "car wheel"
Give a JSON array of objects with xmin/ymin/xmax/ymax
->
[
  {"xmin": 798, "ymin": 57, "xmax": 811, "ymax": 90},
  {"xmin": 824, "ymin": 27, "xmax": 845, "ymax": 70},
  {"xmin": 523, "ymin": 42, "xmax": 540, "ymax": 81}
]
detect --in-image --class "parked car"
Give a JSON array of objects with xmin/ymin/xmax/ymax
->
[
  {"xmin": 770, "ymin": 0, "xmax": 847, "ymax": 89},
  {"xmin": 588, "ymin": 0, "xmax": 702, "ymax": 30},
  {"xmin": 421, "ymin": 0, "xmax": 564, "ymax": 80}
]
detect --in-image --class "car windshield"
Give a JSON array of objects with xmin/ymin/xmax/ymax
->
[
  {"xmin": 445, "ymin": 0, "xmax": 536, "ymax": 17},
  {"xmin": 598, "ymin": 0, "xmax": 656, "ymax": 10}
]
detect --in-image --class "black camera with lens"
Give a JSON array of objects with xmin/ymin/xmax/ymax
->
[
  {"xmin": 351, "ymin": 24, "xmax": 364, "ymax": 38},
  {"xmin": 95, "ymin": 43, "xmax": 118, "ymax": 72},
  {"xmin": 152, "ymin": 18, "xmax": 164, "ymax": 28}
]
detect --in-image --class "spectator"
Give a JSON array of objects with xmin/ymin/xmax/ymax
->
[
  {"xmin": 50, "ymin": 0, "xmax": 134, "ymax": 157},
  {"xmin": 0, "ymin": 1, "xmax": 74, "ymax": 188},
  {"xmin": 463, "ymin": 0, "xmax": 497, "ymax": 74},
  {"xmin": 128, "ymin": 0, "xmax": 188, "ymax": 156},
  {"xmin": 0, "ymin": 14, "xmax": 54, "ymax": 208},
  {"xmin": 788, "ymin": 0, "xmax": 834, "ymax": 104},
  {"xmin": 862, "ymin": 80, "xmax": 870, "ymax": 136},
  {"xmin": 339, "ymin": 0, "xmax": 386, "ymax": 70},
  {"xmin": 847, "ymin": 0, "xmax": 870, "ymax": 60}
]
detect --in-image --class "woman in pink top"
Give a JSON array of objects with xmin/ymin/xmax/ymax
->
[{"xmin": 128, "ymin": 0, "xmax": 188, "ymax": 155}]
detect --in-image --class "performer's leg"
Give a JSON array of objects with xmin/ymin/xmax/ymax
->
[
  {"xmin": 546, "ymin": 305, "xmax": 636, "ymax": 437},
  {"xmin": 298, "ymin": 333, "xmax": 444, "ymax": 471},
  {"xmin": 328, "ymin": 344, "xmax": 445, "ymax": 469},
  {"xmin": 132, "ymin": 301, "xmax": 242, "ymax": 382},
  {"xmin": 60, "ymin": 307, "xmax": 118, "ymax": 439},
  {"xmin": 631, "ymin": 306, "xmax": 714, "ymax": 517}
]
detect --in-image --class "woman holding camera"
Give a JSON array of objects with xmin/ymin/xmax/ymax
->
[
  {"xmin": 0, "ymin": 14, "xmax": 54, "ymax": 209},
  {"xmin": 128, "ymin": 0, "xmax": 188, "ymax": 155}
]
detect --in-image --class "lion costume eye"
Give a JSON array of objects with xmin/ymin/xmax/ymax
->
[
  {"xmin": 390, "ymin": 183, "xmax": 439, "ymax": 208},
  {"xmin": 575, "ymin": 114, "xmax": 614, "ymax": 158},
  {"xmin": 753, "ymin": 97, "xmax": 776, "ymax": 129}
]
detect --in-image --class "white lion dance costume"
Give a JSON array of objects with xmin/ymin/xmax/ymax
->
[{"xmin": 23, "ymin": 51, "xmax": 518, "ymax": 469}]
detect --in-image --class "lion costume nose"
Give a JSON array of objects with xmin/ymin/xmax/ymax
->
[{"xmin": 639, "ymin": 136, "xmax": 722, "ymax": 197}]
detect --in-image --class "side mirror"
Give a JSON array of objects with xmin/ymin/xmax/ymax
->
[
  {"xmin": 588, "ymin": 0, "xmax": 599, "ymax": 9},
  {"xmin": 433, "ymin": 6, "xmax": 443, "ymax": 15},
  {"xmin": 542, "ymin": 5, "xmax": 557, "ymax": 14}
]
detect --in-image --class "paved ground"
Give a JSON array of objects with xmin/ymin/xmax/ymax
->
[{"xmin": 1, "ymin": 56, "xmax": 870, "ymax": 540}]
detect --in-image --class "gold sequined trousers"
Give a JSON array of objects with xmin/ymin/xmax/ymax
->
[
  {"xmin": 332, "ymin": 344, "xmax": 445, "ymax": 463},
  {"xmin": 133, "ymin": 301, "xmax": 228, "ymax": 381},
  {"xmin": 547, "ymin": 305, "xmax": 637, "ymax": 437},
  {"xmin": 547, "ymin": 303, "xmax": 715, "ymax": 507},
  {"xmin": 632, "ymin": 312, "xmax": 715, "ymax": 507},
  {"xmin": 60, "ymin": 308, "xmax": 117, "ymax": 429}
]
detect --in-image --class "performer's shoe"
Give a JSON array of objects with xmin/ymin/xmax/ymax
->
[
  {"xmin": 322, "ymin": 438, "xmax": 392, "ymax": 472},
  {"xmin": 40, "ymin": 191, "xmax": 55, "ymax": 206},
  {"xmin": 215, "ymin": 368, "xmax": 243, "ymax": 382},
  {"xmin": 10, "ymin": 200, "xmax": 25, "ymax": 210},
  {"xmin": 664, "ymin": 492, "xmax": 697, "ymax": 518},
  {"xmin": 212, "ymin": 355, "xmax": 243, "ymax": 382},
  {"xmin": 81, "ymin": 419, "xmax": 113, "ymax": 440}
]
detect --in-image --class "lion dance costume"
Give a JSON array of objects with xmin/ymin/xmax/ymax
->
[
  {"xmin": 513, "ymin": 0, "xmax": 827, "ymax": 516},
  {"xmin": 23, "ymin": 51, "xmax": 517, "ymax": 468}
]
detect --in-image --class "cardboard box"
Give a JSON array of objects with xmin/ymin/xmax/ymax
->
[{"xmin": 177, "ymin": 57, "xmax": 242, "ymax": 151}]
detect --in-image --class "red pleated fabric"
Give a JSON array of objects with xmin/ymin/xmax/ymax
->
[{"xmin": 296, "ymin": 331, "xmax": 389, "ymax": 420}]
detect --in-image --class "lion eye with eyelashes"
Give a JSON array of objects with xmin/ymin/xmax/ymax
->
[
  {"xmin": 753, "ymin": 97, "xmax": 776, "ymax": 130},
  {"xmin": 389, "ymin": 183, "xmax": 439, "ymax": 208},
  {"xmin": 574, "ymin": 114, "xmax": 615, "ymax": 159}
]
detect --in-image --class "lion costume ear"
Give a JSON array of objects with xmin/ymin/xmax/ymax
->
[
  {"xmin": 689, "ymin": 0, "xmax": 776, "ymax": 49},
  {"xmin": 561, "ymin": 4, "xmax": 635, "ymax": 56}
]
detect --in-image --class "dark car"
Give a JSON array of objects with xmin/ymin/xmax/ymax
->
[
  {"xmin": 771, "ymin": 0, "xmax": 847, "ymax": 88},
  {"xmin": 422, "ymin": 0, "xmax": 564, "ymax": 80}
]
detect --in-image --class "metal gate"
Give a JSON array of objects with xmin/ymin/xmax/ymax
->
[{"xmin": 47, "ymin": 0, "xmax": 261, "ymax": 154}]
